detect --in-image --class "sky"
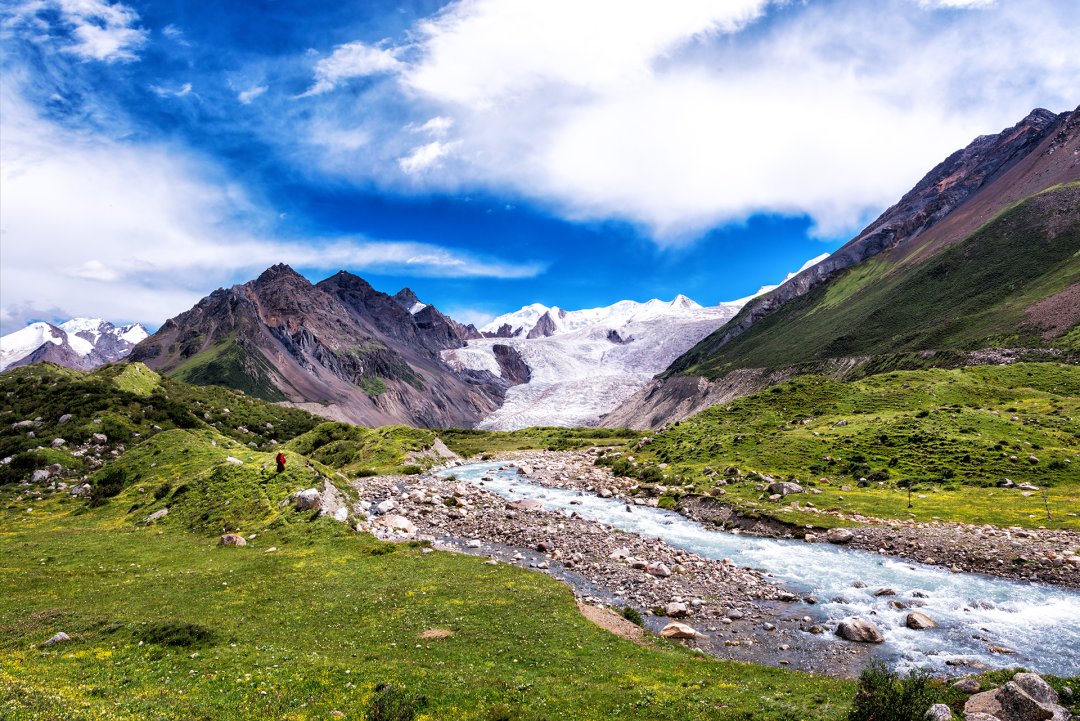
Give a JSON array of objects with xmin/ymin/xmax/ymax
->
[{"xmin": 1, "ymin": 0, "xmax": 1078, "ymax": 334}]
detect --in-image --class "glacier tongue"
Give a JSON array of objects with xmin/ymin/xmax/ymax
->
[{"xmin": 445, "ymin": 303, "xmax": 740, "ymax": 429}]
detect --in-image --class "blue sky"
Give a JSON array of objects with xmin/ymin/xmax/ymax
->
[{"xmin": 1, "ymin": 0, "xmax": 1078, "ymax": 332}]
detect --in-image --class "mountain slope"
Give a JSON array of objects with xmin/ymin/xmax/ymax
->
[
  {"xmin": 606, "ymin": 106, "xmax": 1080, "ymax": 429},
  {"xmin": 129, "ymin": 265, "xmax": 505, "ymax": 428},
  {"xmin": 0, "ymin": 318, "xmax": 149, "ymax": 372}
]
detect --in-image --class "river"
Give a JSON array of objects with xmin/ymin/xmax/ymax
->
[{"xmin": 446, "ymin": 461, "xmax": 1080, "ymax": 676}]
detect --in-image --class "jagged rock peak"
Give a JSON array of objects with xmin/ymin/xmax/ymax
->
[
  {"xmin": 254, "ymin": 263, "xmax": 309, "ymax": 286},
  {"xmin": 393, "ymin": 288, "xmax": 421, "ymax": 310}
]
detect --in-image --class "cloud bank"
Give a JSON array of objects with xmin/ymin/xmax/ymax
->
[
  {"xmin": 295, "ymin": 0, "xmax": 1079, "ymax": 242},
  {"xmin": 0, "ymin": 88, "xmax": 542, "ymax": 333}
]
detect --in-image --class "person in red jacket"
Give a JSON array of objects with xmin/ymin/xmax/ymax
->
[{"xmin": 275, "ymin": 452, "xmax": 286, "ymax": 473}]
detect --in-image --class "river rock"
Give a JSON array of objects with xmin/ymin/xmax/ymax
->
[
  {"xmin": 645, "ymin": 562, "xmax": 672, "ymax": 577},
  {"xmin": 509, "ymin": 499, "xmax": 543, "ymax": 512},
  {"xmin": 219, "ymin": 533, "xmax": 247, "ymax": 546},
  {"xmin": 906, "ymin": 612, "xmax": 938, "ymax": 630},
  {"xmin": 665, "ymin": 602, "xmax": 689, "ymax": 618},
  {"xmin": 924, "ymin": 704, "xmax": 952, "ymax": 721},
  {"xmin": 826, "ymin": 528, "xmax": 855, "ymax": 544},
  {"xmin": 835, "ymin": 617, "xmax": 884, "ymax": 643},
  {"xmin": 599, "ymin": 488, "xmax": 613, "ymax": 498},
  {"xmin": 659, "ymin": 622, "xmax": 698, "ymax": 639},
  {"xmin": 371, "ymin": 514, "xmax": 417, "ymax": 535},
  {"xmin": 376, "ymin": 499, "xmax": 397, "ymax": 514}
]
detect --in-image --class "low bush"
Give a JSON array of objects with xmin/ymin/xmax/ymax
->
[
  {"xmin": 847, "ymin": 661, "xmax": 942, "ymax": 721},
  {"xmin": 364, "ymin": 683, "xmax": 427, "ymax": 721}
]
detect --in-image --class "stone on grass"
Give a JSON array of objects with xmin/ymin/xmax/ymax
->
[
  {"xmin": 43, "ymin": 632, "xmax": 71, "ymax": 646},
  {"xmin": 924, "ymin": 704, "xmax": 952, "ymax": 721},
  {"xmin": 953, "ymin": 678, "xmax": 981, "ymax": 694},
  {"xmin": 767, "ymin": 482, "xmax": 804, "ymax": 496},
  {"xmin": 294, "ymin": 488, "xmax": 321, "ymax": 511},
  {"xmin": 220, "ymin": 533, "xmax": 247, "ymax": 546},
  {"xmin": 835, "ymin": 617, "xmax": 884, "ymax": 643},
  {"xmin": 142, "ymin": 508, "xmax": 169, "ymax": 524}
]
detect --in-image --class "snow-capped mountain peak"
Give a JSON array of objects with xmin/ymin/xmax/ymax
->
[
  {"xmin": 480, "ymin": 295, "xmax": 721, "ymax": 338},
  {"xmin": 0, "ymin": 317, "xmax": 149, "ymax": 372}
]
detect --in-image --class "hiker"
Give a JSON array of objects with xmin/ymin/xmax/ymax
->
[{"xmin": 275, "ymin": 451, "xmax": 286, "ymax": 473}]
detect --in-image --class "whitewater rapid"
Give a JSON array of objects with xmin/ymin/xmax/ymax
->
[{"xmin": 447, "ymin": 461, "xmax": 1080, "ymax": 676}]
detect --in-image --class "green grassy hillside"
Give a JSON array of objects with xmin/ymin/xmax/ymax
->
[
  {"xmin": 0, "ymin": 369, "xmax": 855, "ymax": 720},
  {"xmin": 671, "ymin": 183, "xmax": 1080, "ymax": 380},
  {"xmin": 602, "ymin": 363, "xmax": 1080, "ymax": 529}
]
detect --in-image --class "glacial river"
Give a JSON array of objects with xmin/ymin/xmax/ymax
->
[{"xmin": 446, "ymin": 461, "xmax": 1080, "ymax": 676}]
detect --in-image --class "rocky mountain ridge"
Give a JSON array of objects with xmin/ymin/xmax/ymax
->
[{"xmin": 129, "ymin": 265, "xmax": 506, "ymax": 428}]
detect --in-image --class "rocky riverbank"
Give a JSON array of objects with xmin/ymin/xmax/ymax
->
[
  {"xmin": 350, "ymin": 453, "xmax": 871, "ymax": 676},
  {"xmin": 480, "ymin": 449, "xmax": 1080, "ymax": 588}
]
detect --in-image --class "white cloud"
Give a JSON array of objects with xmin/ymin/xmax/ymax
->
[
  {"xmin": 298, "ymin": 0, "xmax": 1080, "ymax": 244},
  {"xmin": 0, "ymin": 88, "xmax": 543, "ymax": 334},
  {"xmin": 917, "ymin": 0, "xmax": 995, "ymax": 8},
  {"xmin": 237, "ymin": 85, "xmax": 268, "ymax": 104},
  {"xmin": 5, "ymin": 0, "xmax": 149, "ymax": 62},
  {"xmin": 414, "ymin": 116, "xmax": 454, "ymax": 137},
  {"xmin": 399, "ymin": 140, "xmax": 461, "ymax": 174},
  {"xmin": 301, "ymin": 40, "xmax": 404, "ymax": 96},
  {"xmin": 150, "ymin": 82, "xmax": 192, "ymax": 98}
]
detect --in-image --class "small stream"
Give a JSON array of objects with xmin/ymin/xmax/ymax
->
[{"xmin": 445, "ymin": 462, "xmax": 1080, "ymax": 676}]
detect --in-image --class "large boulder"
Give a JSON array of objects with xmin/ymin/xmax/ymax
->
[
  {"xmin": 371, "ymin": 514, "xmax": 417, "ymax": 535},
  {"xmin": 964, "ymin": 691, "xmax": 1002, "ymax": 717},
  {"xmin": 835, "ymin": 617, "xmax": 884, "ymax": 643},
  {"xmin": 1010, "ymin": 673, "xmax": 1060, "ymax": 707},
  {"xmin": 998, "ymin": 682, "xmax": 1055, "ymax": 721},
  {"xmin": 665, "ymin": 602, "xmax": 689, "ymax": 618},
  {"xmin": 826, "ymin": 527, "xmax": 855, "ymax": 544},
  {"xmin": 294, "ymin": 482, "xmax": 350, "ymax": 521},
  {"xmin": 767, "ymin": 482, "xmax": 804, "ymax": 497},
  {"xmin": 659, "ymin": 622, "xmax": 698, "ymax": 639},
  {"xmin": 906, "ymin": 612, "xmax": 938, "ymax": 630},
  {"xmin": 294, "ymin": 488, "xmax": 322, "ymax": 511}
]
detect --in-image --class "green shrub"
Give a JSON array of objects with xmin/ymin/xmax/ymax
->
[
  {"xmin": 364, "ymin": 683, "xmax": 427, "ymax": 721},
  {"xmin": 89, "ymin": 466, "xmax": 132, "ymax": 507},
  {"xmin": 847, "ymin": 661, "xmax": 941, "ymax": 721},
  {"xmin": 139, "ymin": 621, "xmax": 215, "ymax": 648},
  {"xmin": 620, "ymin": 607, "xmax": 644, "ymax": 626},
  {"xmin": 638, "ymin": 466, "xmax": 664, "ymax": 483}
]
